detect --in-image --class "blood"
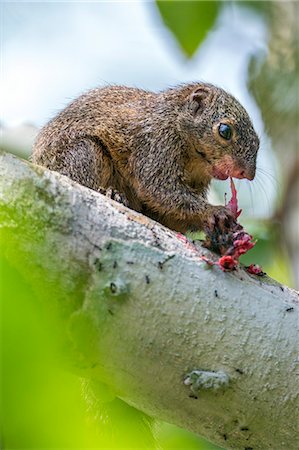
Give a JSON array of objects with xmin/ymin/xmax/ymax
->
[
  {"xmin": 226, "ymin": 177, "xmax": 242, "ymax": 219},
  {"xmin": 245, "ymin": 264, "xmax": 265, "ymax": 276}
]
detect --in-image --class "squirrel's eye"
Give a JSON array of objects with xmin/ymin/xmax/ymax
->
[{"xmin": 218, "ymin": 123, "xmax": 232, "ymax": 140}]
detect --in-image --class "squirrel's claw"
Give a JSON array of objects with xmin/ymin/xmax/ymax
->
[
  {"xmin": 204, "ymin": 206, "xmax": 237, "ymax": 234},
  {"xmin": 99, "ymin": 186, "xmax": 129, "ymax": 207}
]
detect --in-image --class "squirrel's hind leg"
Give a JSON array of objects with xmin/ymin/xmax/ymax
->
[
  {"xmin": 46, "ymin": 138, "xmax": 113, "ymax": 192},
  {"xmin": 47, "ymin": 137, "xmax": 132, "ymax": 208}
]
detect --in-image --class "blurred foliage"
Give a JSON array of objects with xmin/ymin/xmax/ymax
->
[
  {"xmin": 156, "ymin": 0, "xmax": 219, "ymax": 57},
  {"xmin": 248, "ymin": 1, "xmax": 299, "ymax": 288},
  {"xmin": 1, "ymin": 254, "xmax": 92, "ymax": 448},
  {"xmin": 155, "ymin": 0, "xmax": 271, "ymax": 58},
  {"xmin": 249, "ymin": 2, "xmax": 298, "ymax": 160},
  {"xmin": 239, "ymin": 220, "xmax": 293, "ymax": 286}
]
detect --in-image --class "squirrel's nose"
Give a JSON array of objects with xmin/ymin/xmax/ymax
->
[
  {"xmin": 232, "ymin": 166, "xmax": 255, "ymax": 181},
  {"xmin": 245, "ymin": 170, "xmax": 255, "ymax": 181}
]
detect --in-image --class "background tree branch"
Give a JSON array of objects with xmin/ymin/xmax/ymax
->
[{"xmin": 1, "ymin": 151, "xmax": 298, "ymax": 450}]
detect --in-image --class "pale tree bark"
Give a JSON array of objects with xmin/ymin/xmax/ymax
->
[{"xmin": 0, "ymin": 151, "xmax": 298, "ymax": 450}]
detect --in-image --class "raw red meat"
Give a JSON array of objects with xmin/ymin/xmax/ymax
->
[{"xmin": 201, "ymin": 178, "xmax": 263, "ymax": 274}]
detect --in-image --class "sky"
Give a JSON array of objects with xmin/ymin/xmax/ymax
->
[
  {"xmin": 1, "ymin": 1, "xmax": 267, "ymax": 127},
  {"xmin": 1, "ymin": 0, "xmax": 277, "ymax": 217}
]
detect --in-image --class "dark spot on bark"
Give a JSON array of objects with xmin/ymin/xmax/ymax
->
[
  {"xmin": 113, "ymin": 261, "xmax": 118, "ymax": 269},
  {"xmin": 286, "ymin": 307, "xmax": 294, "ymax": 312},
  {"xmin": 151, "ymin": 229, "xmax": 162, "ymax": 248},
  {"xmin": 189, "ymin": 394, "xmax": 198, "ymax": 399},
  {"xmin": 94, "ymin": 258, "xmax": 102, "ymax": 271},
  {"xmin": 110, "ymin": 282, "xmax": 117, "ymax": 294},
  {"xmin": 158, "ymin": 254, "xmax": 175, "ymax": 269},
  {"xmin": 145, "ymin": 275, "xmax": 150, "ymax": 284}
]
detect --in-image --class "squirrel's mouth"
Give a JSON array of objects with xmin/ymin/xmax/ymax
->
[
  {"xmin": 211, "ymin": 156, "xmax": 254, "ymax": 181},
  {"xmin": 211, "ymin": 167, "xmax": 229, "ymax": 180}
]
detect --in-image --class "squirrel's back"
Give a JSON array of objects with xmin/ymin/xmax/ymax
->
[
  {"xmin": 31, "ymin": 82, "xmax": 259, "ymax": 233},
  {"xmin": 32, "ymin": 85, "xmax": 157, "ymax": 164}
]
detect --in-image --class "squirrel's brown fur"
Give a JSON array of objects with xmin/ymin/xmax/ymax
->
[{"xmin": 32, "ymin": 83, "xmax": 259, "ymax": 233}]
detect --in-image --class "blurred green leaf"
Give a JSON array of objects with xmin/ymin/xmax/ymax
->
[
  {"xmin": 156, "ymin": 0, "xmax": 220, "ymax": 57},
  {"xmin": 0, "ymin": 255, "xmax": 91, "ymax": 448},
  {"xmin": 239, "ymin": 220, "xmax": 293, "ymax": 286}
]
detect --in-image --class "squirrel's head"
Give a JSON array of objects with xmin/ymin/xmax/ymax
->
[{"xmin": 179, "ymin": 84, "xmax": 259, "ymax": 182}]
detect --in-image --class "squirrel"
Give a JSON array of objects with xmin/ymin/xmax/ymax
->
[{"xmin": 32, "ymin": 83, "xmax": 259, "ymax": 233}]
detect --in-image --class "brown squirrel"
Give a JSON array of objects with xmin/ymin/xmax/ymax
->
[{"xmin": 32, "ymin": 83, "xmax": 259, "ymax": 233}]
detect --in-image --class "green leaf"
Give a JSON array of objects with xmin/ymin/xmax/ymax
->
[{"xmin": 156, "ymin": 0, "xmax": 220, "ymax": 57}]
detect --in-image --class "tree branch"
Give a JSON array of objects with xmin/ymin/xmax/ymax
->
[{"xmin": 1, "ymin": 151, "xmax": 298, "ymax": 450}]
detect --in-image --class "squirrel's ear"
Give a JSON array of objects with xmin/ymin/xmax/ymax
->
[{"xmin": 189, "ymin": 86, "xmax": 211, "ymax": 115}]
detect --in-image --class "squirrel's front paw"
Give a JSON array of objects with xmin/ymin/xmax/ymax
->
[
  {"xmin": 99, "ymin": 187, "xmax": 129, "ymax": 207},
  {"xmin": 204, "ymin": 205, "xmax": 236, "ymax": 233}
]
